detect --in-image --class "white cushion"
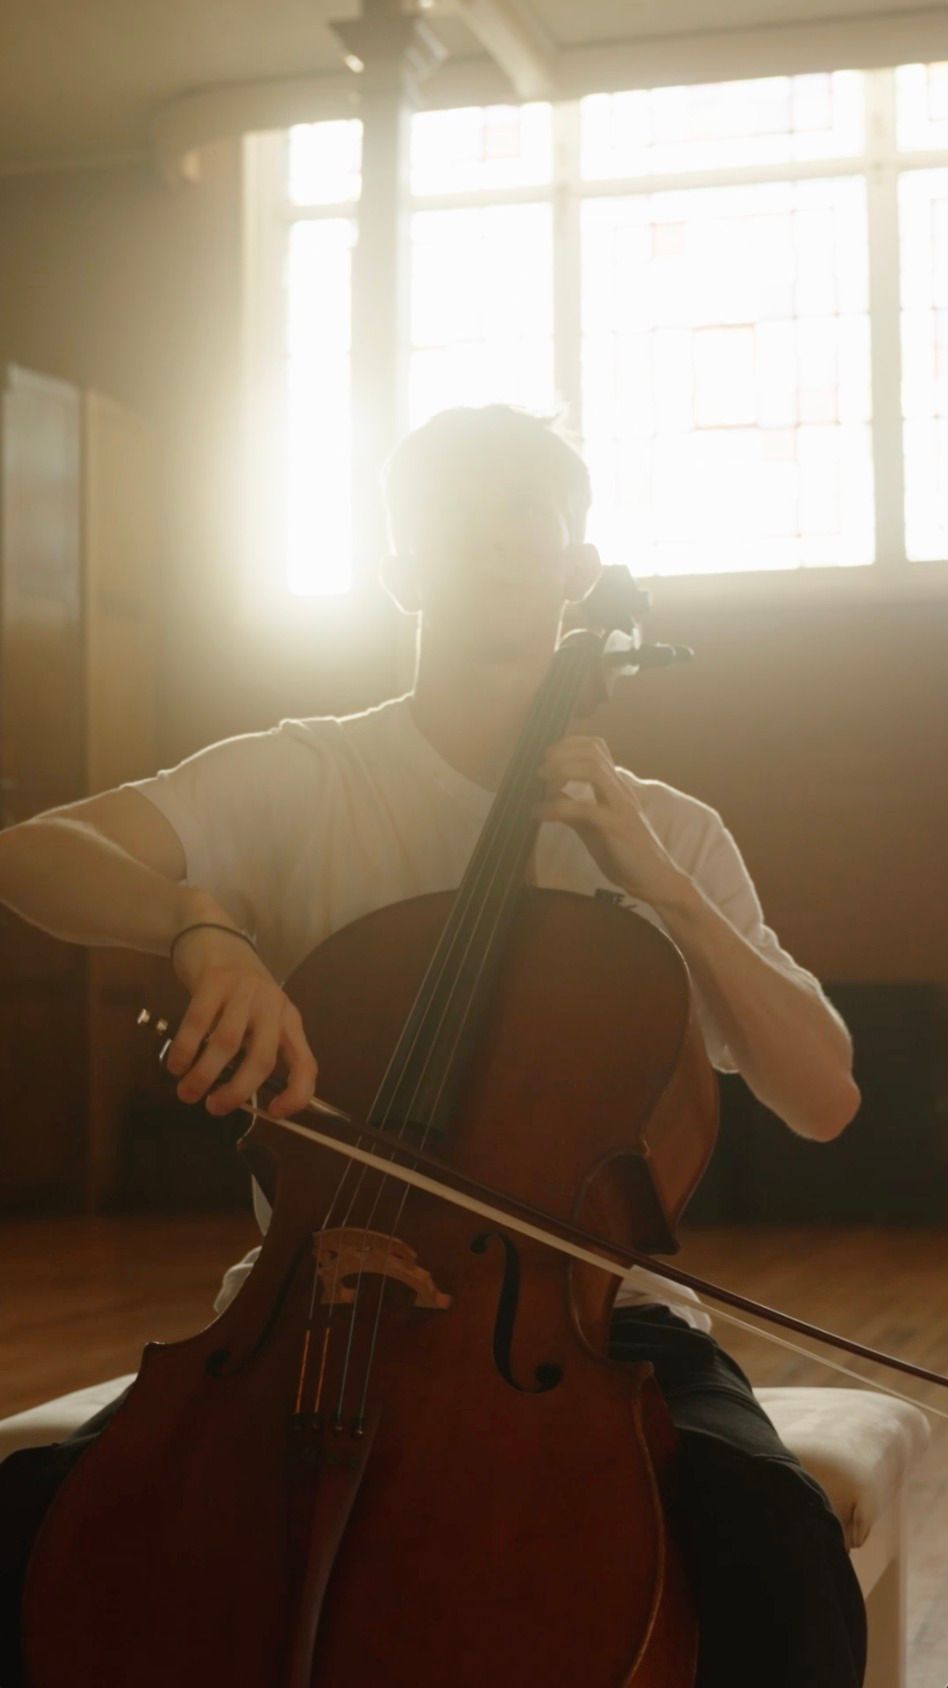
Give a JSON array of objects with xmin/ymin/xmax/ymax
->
[
  {"xmin": 0, "ymin": 1376, "xmax": 134, "ymax": 1458},
  {"xmin": 755, "ymin": 1386, "xmax": 930, "ymax": 1549}
]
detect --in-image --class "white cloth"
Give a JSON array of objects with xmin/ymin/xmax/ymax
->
[{"xmin": 129, "ymin": 695, "xmax": 827, "ymax": 1330}]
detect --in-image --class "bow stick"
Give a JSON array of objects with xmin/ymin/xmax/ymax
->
[{"xmin": 140, "ymin": 1012, "xmax": 948, "ymax": 1419}]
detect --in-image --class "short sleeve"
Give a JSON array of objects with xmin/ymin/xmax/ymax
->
[
  {"xmin": 124, "ymin": 723, "xmax": 338, "ymax": 981},
  {"xmin": 689, "ymin": 815, "xmax": 827, "ymax": 1071}
]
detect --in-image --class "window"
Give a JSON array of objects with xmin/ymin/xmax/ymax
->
[
  {"xmin": 581, "ymin": 177, "xmax": 872, "ymax": 575},
  {"xmin": 245, "ymin": 64, "xmax": 948, "ymax": 594},
  {"xmin": 900, "ymin": 166, "xmax": 948, "ymax": 561},
  {"xmin": 285, "ymin": 217, "xmax": 355, "ymax": 595}
]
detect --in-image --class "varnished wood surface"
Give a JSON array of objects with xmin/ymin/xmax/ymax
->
[{"xmin": 1, "ymin": 1216, "xmax": 945, "ymax": 1683}]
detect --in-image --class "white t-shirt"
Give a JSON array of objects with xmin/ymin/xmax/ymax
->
[{"xmin": 129, "ymin": 695, "xmax": 827, "ymax": 1331}]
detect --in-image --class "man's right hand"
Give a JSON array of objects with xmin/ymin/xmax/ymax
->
[
  {"xmin": 166, "ymin": 924, "xmax": 318, "ymax": 1122},
  {"xmin": 0, "ymin": 787, "xmax": 318, "ymax": 1122}
]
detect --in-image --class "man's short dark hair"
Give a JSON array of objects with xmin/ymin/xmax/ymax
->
[{"xmin": 383, "ymin": 404, "xmax": 592, "ymax": 554}]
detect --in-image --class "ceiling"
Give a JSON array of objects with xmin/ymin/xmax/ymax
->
[
  {"xmin": 1, "ymin": 0, "xmax": 946, "ymax": 172},
  {"xmin": 539, "ymin": 0, "xmax": 939, "ymax": 41}
]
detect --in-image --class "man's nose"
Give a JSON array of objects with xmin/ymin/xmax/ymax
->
[{"xmin": 465, "ymin": 509, "xmax": 519, "ymax": 563}]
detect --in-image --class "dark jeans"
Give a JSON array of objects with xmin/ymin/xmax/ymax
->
[
  {"xmin": 0, "ymin": 1306, "xmax": 866, "ymax": 1687},
  {"xmin": 609, "ymin": 1305, "xmax": 867, "ymax": 1688}
]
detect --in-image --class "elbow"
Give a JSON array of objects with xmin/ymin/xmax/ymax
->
[{"xmin": 807, "ymin": 1073, "xmax": 861, "ymax": 1142}]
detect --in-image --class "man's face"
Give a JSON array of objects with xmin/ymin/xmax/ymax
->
[{"xmin": 410, "ymin": 461, "xmax": 576, "ymax": 660}]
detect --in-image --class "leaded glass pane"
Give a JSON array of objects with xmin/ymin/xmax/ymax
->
[
  {"xmin": 581, "ymin": 71, "xmax": 864, "ymax": 179},
  {"xmin": 409, "ymin": 203, "xmax": 555, "ymax": 425},
  {"xmin": 581, "ymin": 178, "xmax": 873, "ymax": 575},
  {"xmin": 285, "ymin": 220, "xmax": 355, "ymax": 593},
  {"xmin": 411, "ymin": 104, "xmax": 553, "ymax": 194},
  {"xmin": 896, "ymin": 62, "xmax": 948, "ymax": 151},
  {"xmin": 289, "ymin": 121, "xmax": 361, "ymax": 207},
  {"xmin": 900, "ymin": 168, "xmax": 948, "ymax": 559}
]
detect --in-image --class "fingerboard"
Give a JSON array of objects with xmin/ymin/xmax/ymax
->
[{"xmin": 367, "ymin": 632, "xmax": 599, "ymax": 1142}]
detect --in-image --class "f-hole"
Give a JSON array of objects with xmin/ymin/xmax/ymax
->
[{"xmin": 471, "ymin": 1231, "xmax": 563, "ymax": 1394}]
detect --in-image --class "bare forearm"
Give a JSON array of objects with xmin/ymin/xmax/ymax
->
[
  {"xmin": 0, "ymin": 817, "xmax": 220, "ymax": 953},
  {"xmin": 654, "ymin": 873, "xmax": 860, "ymax": 1141},
  {"xmin": 535, "ymin": 737, "xmax": 859, "ymax": 1140}
]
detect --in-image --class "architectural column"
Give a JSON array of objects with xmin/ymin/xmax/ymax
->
[{"xmin": 329, "ymin": 1, "xmax": 443, "ymax": 582}]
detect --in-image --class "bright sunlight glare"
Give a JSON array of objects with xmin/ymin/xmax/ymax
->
[{"xmin": 278, "ymin": 65, "xmax": 948, "ymax": 593}]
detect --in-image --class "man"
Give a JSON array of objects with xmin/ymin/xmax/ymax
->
[{"xmin": 0, "ymin": 405, "xmax": 864, "ymax": 1684}]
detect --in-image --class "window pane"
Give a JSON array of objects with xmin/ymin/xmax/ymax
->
[
  {"xmin": 896, "ymin": 62, "xmax": 948, "ymax": 152},
  {"xmin": 285, "ymin": 220, "xmax": 355, "ymax": 593},
  {"xmin": 581, "ymin": 178, "xmax": 873, "ymax": 576},
  {"xmin": 900, "ymin": 168, "xmax": 948, "ymax": 559},
  {"xmin": 582, "ymin": 71, "xmax": 864, "ymax": 178},
  {"xmin": 409, "ymin": 204, "xmax": 555, "ymax": 425},
  {"xmin": 289, "ymin": 120, "xmax": 362, "ymax": 206},
  {"xmin": 411, "ymin": 104, "xmax": 552, "ymax": 195}
]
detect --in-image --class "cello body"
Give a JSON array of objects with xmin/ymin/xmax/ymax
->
[{"xmin": 22, "ymin": 890, "xmax": 717, "ymax": 1687}]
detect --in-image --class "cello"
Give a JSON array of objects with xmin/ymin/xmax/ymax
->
[{"xmin": 22, "ymin": 586, "xmax": 719, "ymax": 1686}]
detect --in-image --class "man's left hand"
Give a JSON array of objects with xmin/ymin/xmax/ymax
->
[{"xmin": 535, "ymin": 735, "xmax": 688, "ymax": 909}]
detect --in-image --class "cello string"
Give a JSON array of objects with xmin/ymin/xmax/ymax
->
[
  {"xmin": 293, "ymin": 1263, "xmax": 322, "ymax": 1417},
  {"xmin": 373, "ymin": 646, "xmax": 582, "ymax": 1182},
  {"xmin": 277, "ymin": 1098, "xmax": 374, "ymax": 1414},
  {"xmin": 326, "ymin": 647, "xmax": 583, "ymax": 1423},
  {"xmin": 330, "ymin": 644, "xmax": 578, "ymax": 1249},
  {"xmin": 239, "ymin": 1077, "xmax": 338, "ymax": 1414},
  {"xmin": 333, "ymin": 651, "xmax": 583, "ymax": 1423},
  {"xmin": 222, "ymin": 641, "xmax": 583, "ymax": 1420},
  {"xmin": 299, "ymin": 659, "xmax": 575, "ymax": 1404},
  {"xmin": 350, "ymin": 645, "xmax": 578, "ymax": 1218},
  {"xmin": 345, "ymin": 651, "xmax": 573, "ymax": 1154},
  {"xmin": 251, "ymin": 1102, "xmax": 948, "ymax": 1425},
  {"xmin": 371, "ymin": 644, "xmax": 582, "ymax": 1155},
  {"xmin": 375, "ymin": 651, "xmax": 579, "ymax": 1136},
  {"xmin": 346, "ymin": 652, "xmax": 587, "ymax": 1422}
]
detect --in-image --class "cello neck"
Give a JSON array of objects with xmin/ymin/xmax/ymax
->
[{"xmin": 367, "ymin": 632, "xmax": 599, "ymax": 1141}]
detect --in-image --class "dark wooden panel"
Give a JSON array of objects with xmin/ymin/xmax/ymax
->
[
  {"xmin": 687, "ymin": 983, "xmax": 947, "ymax": 1225},
  {"xmin": 0, "ymin": 910, "xmax": 86, "ymax": 1207},
  {"xmin": 0, "ymin": 365, "xmax": 83, "ymax": 826},
  {"xmin": 0, "ymin": 367, "xmax": 85, "ymax": 1211}
]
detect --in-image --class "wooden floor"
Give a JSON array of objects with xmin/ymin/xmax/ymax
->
[{"xmin": 1, "ymin": 1215, "xmax": 946, "ymax": 1684}]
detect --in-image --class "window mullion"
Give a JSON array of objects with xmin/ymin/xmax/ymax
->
[
  {"xmin": 866, "ymin": 66, "xmax": 907, "ymax": 571},
  {"xmin": 242, "ymin": 131, "xmax": 291, "ymax": 608},
  {"xmin": 553, "ymin": 101, "xmax": 583, "ymax": 438},
  {"xmin": 580, "ymin": 155, "xmax": 867, "ymax": 197}
]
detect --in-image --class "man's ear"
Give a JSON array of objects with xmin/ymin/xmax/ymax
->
[
  {"xmin": 379, "ymin": 552, "xmax": 422, "ymax": 615},
  {"xmin": 563, "ymin": 542, "xmax": 602, "ymax": 604}
]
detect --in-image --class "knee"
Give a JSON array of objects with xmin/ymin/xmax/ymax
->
[
  {"xmin": 677, "ymin": 1442, "xmax": 848, "ymax": 1573},
  {"xmin": 751, "ymin": 1454, "xmax": 847, "ymax": 1552},
  {"xmin": 675, "ymin": 1448, "xmax": 867, "ymax": 1682}
]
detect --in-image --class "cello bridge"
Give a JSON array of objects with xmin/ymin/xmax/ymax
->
[{"xmin": 312, "ymin": 1228, "xmax": 452, "ymax": 1310}]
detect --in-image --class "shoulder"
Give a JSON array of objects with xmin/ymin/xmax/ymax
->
[
  {"xmin": 617, "ymin": 769, "xmax": 728, "ymax": 863},
  {"xmin": 128, "ymin": 715, "xmax": 355, "ymax": 818},
  {"xmin": 176, "ymin": 697, "xmax": 409, "ymax": 791},
  {"xmin": 130, "ymin": 697, "xmax": 411, "ymax": 823},
  {"xmin": 277, "ymin": 695, "xmax": 409, "ymax": 771},
  {"xmin": 616, "ymin": 768, "xmax": 756, "ymax": 909}
]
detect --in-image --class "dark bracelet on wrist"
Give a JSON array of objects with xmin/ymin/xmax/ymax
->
[{"xmin": 169, "ymin": 921, "xmax": 258, "ymax": 970}]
